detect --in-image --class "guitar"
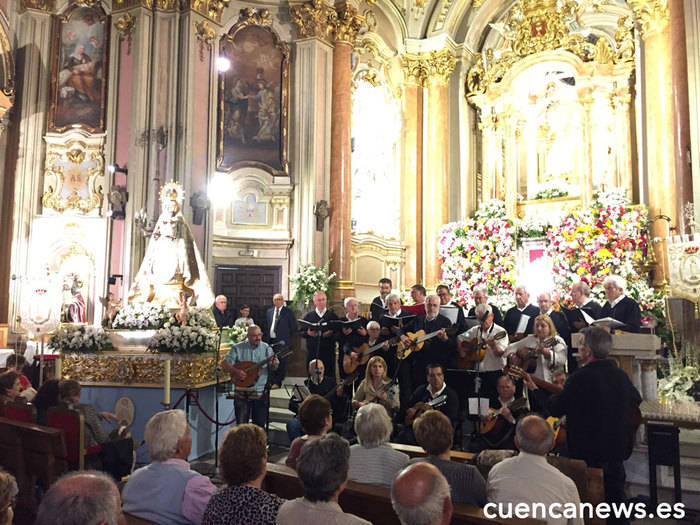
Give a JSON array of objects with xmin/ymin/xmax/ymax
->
[
  {"xmin": 397, "ymin": 325, "xmax": 459, "ymax": 360},
  {"xmin": 457, "ymin": 330, "xmax": 507, "ymax": 370},
  {"xmin": 405, "ymin": 394, "xmax": 447, "ymax": 425},
  {"xmin": 231, "ymin": 347, "xmax": 292, "ymax": 388},
  {"xmin": 507, "ymin": 336, "xmax": 558, "ymax": 373},
  {"xmin": 343, "ymin": 337, "xmax": 400, "ymax": 374},
  {"xmin": 363, "ymin": 379, "xmax": 396, "ymax": 404},
  {"xmin": 503, "ymin": 365, "xmax": 563, "ymax": 395},
  {"xmin": 479, "ymin": 396, "xmax": 529, "ymax": 448},
  {"xmin": 546, "ymin": 416, "xmax": 567, "ymax": 448}
]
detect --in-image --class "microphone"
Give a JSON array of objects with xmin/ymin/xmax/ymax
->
[{"xmin": 271, "ymin": 341, "xmax": 286, "ymax": 347}]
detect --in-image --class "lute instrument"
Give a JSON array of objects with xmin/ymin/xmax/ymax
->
[
  {"xmin": 343, "ymin": 336, "xmax": 400, "ymax": 374},
  {"xmin": 479, "ymin": 396, "xmax": 529, "ymax": 448},
  {"xmin": 503, "ymin": 365, "xmax": 563, "ymax": 395},
  {"xmin": 231, "ymin": 347, "xmax": 292, "ymax": 388},
  {"xmin": 457, "ymin": 330, "xmax": 507, "ymax": 370}
]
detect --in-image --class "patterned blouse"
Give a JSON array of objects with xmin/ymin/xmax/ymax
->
[{"xmin": 202, "ymin": 484, "xmax": 285, "ymax": 525}]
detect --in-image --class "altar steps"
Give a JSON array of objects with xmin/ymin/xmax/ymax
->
[{"xmin": 266, "ymin": 379, "xmax": 299, "ymax": 447}]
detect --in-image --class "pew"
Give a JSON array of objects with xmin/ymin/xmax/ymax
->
[
  {"xmin": 389, "ymin": 442, "xmax": 475, "ymax": 463},
  {"xmin": 264, "ymin": 463, "xmax": 545, "ymax": 525},
  {"xmin": 123, "ymin": 513, "xmax": 157, "ymax": 525}
]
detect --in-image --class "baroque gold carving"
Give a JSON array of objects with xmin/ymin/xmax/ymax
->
[
  {"xmin": 195, "ymin": 20, "xmax": 216, "ymax": 61},
  {"xmin": 115, "ymin": 13, "xmax": 136, "ymax": 55},
  {"xmin": 334, "ymin": 3, "xmax": 365, "ymax": 44},
  {"xmin": 20, "ymin": 0, "xmax": 54, "ymax": 11},
  {"xmin": 628, "ymin": 0, "xmax": 669, "ymax": 39},
  {"xmin": 238, "ymin": 7, "xmax": 272, "ymax": 27},
  {"xmin": 291, "ymin": 0, "xmax": 337, "ymax": 43},
  {"xmin": 402, "ymin": 49, "xmax": 456, "ymax": 87}
]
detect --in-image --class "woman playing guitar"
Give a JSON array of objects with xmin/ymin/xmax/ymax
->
[
  {"xmin": 504, "ymin": 314, "xmax": 567, "ymax": 383},
  {"xmin": 352, "ymin": 356, "xmax": 398, "ymax": 418}
]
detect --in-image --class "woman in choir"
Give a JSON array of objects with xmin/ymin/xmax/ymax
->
[
  {"xmin": 352, "ymin": 356, "xmax": 398, "ymax": 419},
  {"xmin": 203, "ymin": 424, "xmax": 284, "ymax": 525},
  {"xmin": 0, "ymin": 372, "xmax": 21, "ymax": 404},
  {"xmin": 505, "ymin": 314, "xmax": 568, "ymax": 383},
  {"xmin": 285, "ymin": 394, "xmax": 332, "ymax": 470}
]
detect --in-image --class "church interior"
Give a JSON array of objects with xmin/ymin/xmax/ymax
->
[{"xmin": 1, "ymin": 0, "xmax": 700, "ymax": 522}]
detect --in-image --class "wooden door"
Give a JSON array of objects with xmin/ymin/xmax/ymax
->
[{"xmin": 214, "ymin": 265, "xmax": 281, "ymax": 332}]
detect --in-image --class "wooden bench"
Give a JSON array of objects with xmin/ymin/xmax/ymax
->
[
  {"xmin": 389, "ymin": 443, "xmax": 475, "ymax": 463},
  {"xmin": 264, "ymin": 463, "xmax": 545, "ymax": 525},
  {"xmin": 123, "ymin": 512, "xmax": 157, "ymax": 525}
]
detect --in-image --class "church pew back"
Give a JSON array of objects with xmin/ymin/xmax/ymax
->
[{"xmin": 389, "ymin": 442, "xmax": 475, "ymax": 462}]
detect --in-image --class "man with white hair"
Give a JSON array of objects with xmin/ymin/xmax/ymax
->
[
  {"xmin": 122, "ymin": 410, "xmax": 216, "ymax": 524},
  {"xmin": 391, "ymin": 463, "xmax": 453, "ymax": 525},
  {"xmin": 302, "ymin": 291, "xmax": 339, "ymax": 375},
  {"xmin": 503, "ymin": 286, "xmax": 539, "ymax": 341},
  {"xmin": 567, "ymin": 281, "xmax": 602, "ymax": 331},
  {"xmin": 486, "ymin": 415, "xmax": 583, "ymax": 525},
  {"xmin": 266, "ymin": 293, "xmax": 297, "ymax": 389},
  {"xmin": 338, "ymin": 297, "xmax": 369, "ymax": 375},
  {"xmin": 212, "ymin": 294, "xmax": 233, "ymax": 328},
  {"xmin": 600, "ymin": 275, "xmax": 641, "ymax": 332},
  {"xmin": 35, "ymin": 471, "xmax": 124, "ymax": 525},
  {"xmin": 467, "ymin": 285, "xmax": 503, "ymax": 326}
]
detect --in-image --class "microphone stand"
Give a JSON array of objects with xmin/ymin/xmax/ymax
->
[{"xmin": 213, "ymin": 327, "xmax": 223, "ymax": 474}]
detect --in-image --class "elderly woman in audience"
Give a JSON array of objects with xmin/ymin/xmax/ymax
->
[
  {"xmin": 412, "ymin": 410, "xmax": 487, "ymax": 506},
  {"xmin": 0, "ymin": 372, "xmax": 21, "ymax": 404},
  {"xmin": 352, "ymin": 355, "xmax": 398, "ymax": 419},
  {"xmin": 58, "ymin": 380, "xmax": 118, "ymax": 447},
  {"xmin": 203, "ymin": 424, "xmax": 284, "ymax": 525},
  {"xmin": 348, "ymin": 403, "xmax": 409, "ymax": 487},
  {"xmin": 285, "ymin": 394, "xmax": 332, "ymax": 470},
  {"xmin": 0, "ymin": 469, "xmax": 17, "ymax": 525},
  {"xmin": 33, "ymin": 379, "xmax": 60, "ymax": 425}
]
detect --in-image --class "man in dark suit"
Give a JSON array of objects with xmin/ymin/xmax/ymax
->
[
  {"xmin": 568, "ymin": 281, "xmax": 602, "ymax": 331},
  {"xmin": 370, "ymin": 277, "xmax": 392, "ymax": 321},
  {"xmin": 302, "ymin": 291, "xmax": 339, "ymax": 377},
  {"xmin": 212, "ymin": 295, "xmax": 234, "ymax": 328},
  {"xmin": 336, "ymin": 297, "xmax": 368, "ymax": 378},
  {"xmin": 266, "ymin": 293, "xmax": 297, "ymax": 388},
  {"xmin": 436, "ymin": 284, "xmax": 468, "ymax": 334},
  {"xmin": 601, "ymin": 275, "xmax": 642, "ymax": 332},
  {"xmin": 467, "ymin": 285, "xmax": 503, "ymax": 326},
  {"xmin": 503, "ymin": 286, "xmax": 539, "ymax": 341},
  {"xmin": 548, "ymin": 327, "xmax": 641, "ymax": 524}
]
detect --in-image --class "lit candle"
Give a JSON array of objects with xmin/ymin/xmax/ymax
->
[{"xmin": 163, "ymin": 359, "xmax": 171, "ymax": 406}]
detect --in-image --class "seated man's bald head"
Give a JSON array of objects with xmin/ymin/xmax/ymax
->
[
  {"xmin": 515, "ymin": 414, "xmax": 554, "ymax": 456},
  {"xmin": 391, "ymin": 463, "xmax": 452, "ymax": 525}
]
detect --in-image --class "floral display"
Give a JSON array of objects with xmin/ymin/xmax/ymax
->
[
  {"xmin": 49, "ymin": 324, "xmax": 112, "ymax": 353},
  {"xmin": 289, "ymin": 261, "xmax": 336, "ymax": 309},
  {"xmin": 113, "ymin": 302, "xmax": 169, "ymax": 330},
  {"xmin": 149, "ymin": 307, "xmax": 218, "ymax": 354},
  {"xmin": 227, "ymin": 324, "xmax": 248, "ymax": 345},
  {"xmin": 532, "ymin": 179, "xmax": 570, "ymax": 200},
  {"xmin": 658, "ymin": 348, "xmax": 700, "ymax": 402}
]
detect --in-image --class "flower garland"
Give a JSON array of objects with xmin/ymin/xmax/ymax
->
[
  {"xmin": 148, "ymin": 307, "xmax": 218, "ymax": 354},
  {"xmin": 113, "ymin": 302, "xmax": 170, "ymax": 330},
  {"xmin": 289, "ymin": 262, "xmax": 336, "ymax": 309},
  {"xmin": 49, "ymin": 325, "xmax": 112, "ymax": 353}
]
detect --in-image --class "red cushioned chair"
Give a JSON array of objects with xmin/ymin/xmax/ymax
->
[
  {"xmin": 47, "ymin": 405, "xmax": 102, "ymax": 470},
  {"xmin": 5, "ymin": 401, "xmax": 36, "ymax": 423}
]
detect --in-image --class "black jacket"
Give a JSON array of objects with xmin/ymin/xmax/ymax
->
[
  {"xmin": 503, "ymin": 304, "xmax": 539, "ymax": 337},
  {"xmin": 601, "ymin": 296, "xmax": 642, "ymax": 332}
]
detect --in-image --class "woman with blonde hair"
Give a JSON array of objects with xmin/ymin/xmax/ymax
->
[
  {"xmin": 352, "ymin": 355, "xmax": 398, "ymax": 418},
  {"xmin": 505, "ymin": 314, "xmax": 567, "ymax": 382}
]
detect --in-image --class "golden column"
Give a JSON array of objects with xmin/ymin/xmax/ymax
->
[{"xmin": 328, "ymin": 3, "xmax": 363, "ymax": 300}]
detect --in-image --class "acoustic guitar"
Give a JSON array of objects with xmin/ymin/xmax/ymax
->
[
  {"xmin": 405, "ymin": 394, "xmax": 447, "ymax": 425},
  {"xmin": 506, "ymin": 336, "xmax": 558, "ymax": 373},
  {"xmin": 343, "ymin": 336, "xmax": 400, "ymax": 374},
  {"xmin": 503, "ymin": 365, "xmax": 563, "ymax": 395},
  {"xmin": 479, "ymin": 396, "xmax": 528, "ymax": 448},
  {"xmin": 457, "ymin": 330, "xmax": 507, "ymax": 370},
  {"xmin": 546, "ymin": 416, "xmax": 567, "ymax": 448},
  {"xmin": 397, "ymin": 325, "xmax": 459, "ymax": 361},
  {"xmin": 231, "ymin": 347, "xmax": 292, "ymax": 388}
]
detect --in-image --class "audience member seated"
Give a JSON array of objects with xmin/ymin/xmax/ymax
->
[
  {"xmin": 277, "ymin": 433, "xmax": 371, "ymax": 525},
  {"xmin": 0, "ymin": 372, "xmax": 21, "ymax": 404},
  {"xmin": 58, "ymin": 379, "xmax": 119, "ymax": 447},
  {"xmin": 35, "ymin": 470, "xmax": 124, "ymax": 525},
  {"xmin": 285, "ymin": 394, "xmax": 332, "ymax": 470},
  {"xmin": 33, "ymin": 379, "xmax": 60, "ymax": 425},
  {"xmin": 411, "ymin": 410, "xmax": 486, "ymax": 506},
  {"xmin": 122, "ymin": 409, "xmax": 216, "ymax": 524},
  {"xmin": 486, "ymin": 415, "xmax": 583, "ymax": 525},
  {"xmin": 0, "ymin": 469, "xmax": 17, "ymax": 525},
  {"xmin": 352, "ymin": 356, "xmax": 398, "ymax": 419},
  {"xmin": 203, "ymin": 424, "xmax": 284, "ymax": 525},
  {"xmin": 348, "ymin": 403, "xmax": 408, "ymax": 487},
  {"xmin": 391, "ymin": 463, "xmax": 452, "ymax": 525},
  {"xmin": 4, "ymin": 354, "xmax": 34, "ymax": 400}
]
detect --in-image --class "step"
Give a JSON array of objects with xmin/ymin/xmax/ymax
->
[
  {"xmin": 269, "ymin": 406, "xmax": 294, "ymax": 425},
  {"xmin": 268, "ymin": 421, "xmax": 291, "ymax": 448}
]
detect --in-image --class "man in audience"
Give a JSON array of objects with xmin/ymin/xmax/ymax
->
[
  {"xmin": 370, "ymin": 277, "xmax": 393, "ymax": 320},
  {"xmin": 302, "ymin": 291, "xmax": 339, "ymax": 375},
  {"xmin": 122, "ymin": 410, "xmax": 216, "ymax": 525},
  {"xmin": 277, "ymin": 433, "xmax": 371, "ymax": 525},
  {"xmin": 212, "ymin": 295, "xmax": 233, "ymax": 328},
  {"xmin": 600, "ymin": 275, "xmax": 642, "ymax": 332},
  {"xmin": 486, "ymin": 415, "xmax": 583, "ymax": 525},
  {"xmin": 503, "ymin": 286, "xmax": 539, "ymax": 341},
  {"xmin": 467, "ymin": 285, "xmax": 503, "ymax": 326},
  {"xmin": 391, "ymin": 463, "xmax": 453, "ymax": 525},
  {"xmin": 548, "ymin": 327, "xmax": 641, "ymax": 524},
  {"xmin": 266, "ymin": 293, "xmax": 297, "ymax": 389},
  {"xmin": 35, "ymin": 470, "xmax": 124, "ymax": 525}
]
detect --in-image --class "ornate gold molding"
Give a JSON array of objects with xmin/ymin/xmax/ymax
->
[
  {"xmin": 402, "ymin": 49, "xmax": 456, "ymax": 87},
  {"xmin": 195, "ymin": 20, "xmax": 215, "ymax": 60},
  {"xmin": 472, "ymin": 0, "xmax": 484, "ymax": 7},
  {"xmin": 115, "ymin": 13, "xmax": 136, "ymax": 54},
  {"xmin": 188, "ymin": 0, "xmax": 231, "ymax": 24},
  {"xmin": 628, "ymin": 0, "xmax": 669, "ymax": 39},
  {"xmin": 238, "ymin": 7, "xmax": 272, "ymax": 27},
  {"xmin": 19, "ymin": 0, "xmax": 54, "ymax": 11},
  {"xmin": 334, "ymin": 3, "xmax": 365, "ymax": 44},
  {"xmin": 291, "ymin": 0, "xmax": 337, "ymax": 43}
]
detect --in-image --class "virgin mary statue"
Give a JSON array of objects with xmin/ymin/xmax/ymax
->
[{"xmin": 128, "ymin": 182, "xmax": 214, "ymax": 309}]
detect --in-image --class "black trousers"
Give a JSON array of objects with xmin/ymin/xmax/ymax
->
[{"xmin": 587, "ymin": 459, "xmax": 629, "ymax": 525}]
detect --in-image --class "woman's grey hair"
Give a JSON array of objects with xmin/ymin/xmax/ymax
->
[
  {"xmin": 354, "ymin": 403, "xmax": 392, "ymax": 448},
  {"xmin": 581, "ymin": 326, "xmax": 612, "ymax": 359},
  {"xmin": 603, "ymin": 274, "xmax": 626, "ymax": 293},
  {"xmin": 297, "ymin": 433, "xmax": 350, "ymax": 502},
  {"xmin": 35, "ymin": 471, "xmax": 121, "ymax": 525},
  {"xmin": 385, "ymin": 293, "xmax": 400, "ymax": 304},
  {"xmin": 391, "ymin": 467, "xmax": 450, "ymax": 525},
  {"xmin": 515, "ymin": 415, "xmax": 554, "ymax": 456},
  {"xmin": 145, "ymin": 409, "xmax": 189, "ymax": 461}
]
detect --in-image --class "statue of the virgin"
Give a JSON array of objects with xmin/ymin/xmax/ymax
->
[{"xmin": 128, "ymin": 182, "xmax": 214, "ymax": 309}]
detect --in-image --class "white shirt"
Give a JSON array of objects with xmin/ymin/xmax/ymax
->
[
  {"xmin": 505, "ymin": 335, "xmax": 567, "ymax": 382},
  {"xmin": 487, "ymin": 451, "xmax": 584, "ymax": 525},
  {"xmin": 315, "ymin": 308, "xmax": 327, "ymax": 318},
  {"xmin": 459, "ymin": 324, "xmax": 508, "ymax": 372},
  {"xmin": 609, "ymin": 294, "xmax": 625, "ymax": 309},
  {"xmin": 427, "ymin": 382, "xmax": 447, "ymax": 398}
]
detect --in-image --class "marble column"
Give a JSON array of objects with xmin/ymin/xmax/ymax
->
[
  {"xmin": 685, "ymin": 0, "xmax": 700, "ymax": 230},
  {"xmin": 328, "ymin": 2, "xmax": 363, "ymax": 300}
]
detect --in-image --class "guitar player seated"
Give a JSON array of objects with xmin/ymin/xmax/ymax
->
[
  {"xmin": 478, "ymin": 375, "xmax": 530, "ymax": 451},
  {"xmin": 396, "ymin": 363, "xmax": 459, "ymax": 445},
  {"xmin": 221, "ymin": 324, "xmax": 279, "ymax": 428}
]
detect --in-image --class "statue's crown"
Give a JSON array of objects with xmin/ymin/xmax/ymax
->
[{"xmin": 159, "ymin": 182, "xmax": 185, "ymax": 205}]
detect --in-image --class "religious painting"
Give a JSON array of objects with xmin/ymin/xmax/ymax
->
[
  {"xmin": 217, "ymin": 13, "xmax": 289, "ymax": 176},
  {"xmin": 48, "ymin": 4, "xmax": 109, "ymax": 133},
  {"xmin": 232, "ymin": 192, "xmax": 267, "ymax": 225}
]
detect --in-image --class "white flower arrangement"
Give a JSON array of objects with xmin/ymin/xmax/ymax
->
[
  {"xmin": 149, "ymin": 307, "xmax": 218, "ymax": 354},
  {"xmin": 113, "ymin": 302, "xmax": 170, "ymax": 330},
  {"xmin": 658, "ymin": 347, "xmax": 700, "ymax": 402},
  {"xmin": 593, "ymin": 187, "xmax": 629, "ymax": 209},
  {"xmin": 290, "ymin": 262, "xmax": 336, "ymax": 309},
  {"xmin": 49, "ymin": 325, "xmax": 112, "ymax": 353},
  {"xmin": 226, "ymin": 325, "xmax": 248, "ymax": 344},
  {"xmin": 533, "ymin": 179, "xmax": 569, "ymax": 200}
]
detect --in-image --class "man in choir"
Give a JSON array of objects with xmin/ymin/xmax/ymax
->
[
  {"xmin": 536, "ymin": 291, "xmax": 571, "ymax": 349},
  {"xmin": 380, "ymin": 293, "xmax": 414, "ymax": 337},
  {"xmin": 370, "ymin": 277, "xmax": 392, "ymax": 320},
  {"xmin": 212, "ymin": 294, "xmax": 234, "ymax": 328},
  {"xmin": 467, "ymin": 285, "xmax": 503, "ymax": 326},
  {"xmin": 266, "ymin": 293, "xmax": 297, "ymax": 389},
  {"xmin": 302, "ymin": 291, "xmax": 339, "ymax": 375},
  {"xmin": 600, "ymin": 275, "xmax": 642, "ymax": 332},
  {"xmin": 458, "ymin": 304, "xmax": 508, "ymax": 400},
  {"xmin": 568, "ymin": 281, "xmax": 602, "ymax": 331},
  {"xmin": 503, "ymin": 286, "xmax": 539, "ymax": 341},
  {"xmin": 548, "ymin": 327, "xmax": 641, "ymax": 524},
  {"xmin": 436, "ymin": 284, "xmax": 467, "ymax": 333},
  {"xmin": 481, "ymin": 375, "xmax": 530, "ymax": 450},
  {"xmin": 346, "ymin": 320, "xmax": 392, "ymax": 379},
  {"xmin": 402, "ymin": 284, "xmax": 427, "ymax": 316},
  {"xmin": 338, "ymin": 297, "xmax": 368, "ymax": 377}
]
